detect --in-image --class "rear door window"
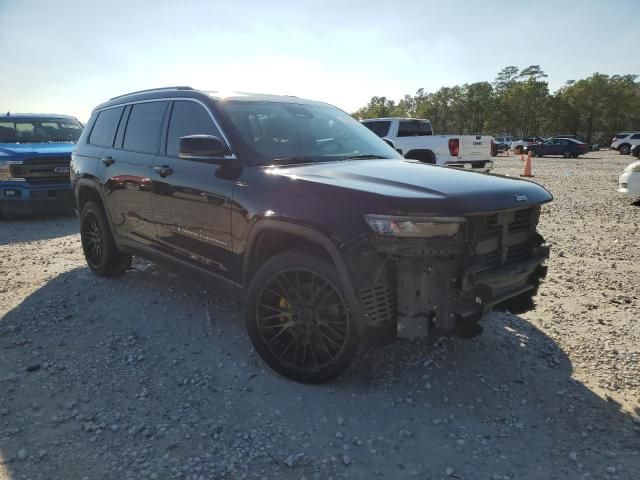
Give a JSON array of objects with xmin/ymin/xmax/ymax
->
[
  {"xmin": 123, "ymin": 101, "xmax": 168, "ymax": 154},
  {"xmin": 363, "ymin": 121, "xmax": 391, "ymax": 138},
  {"xmin": 166, "ymin": 101, "xmax": 223, "ymax": 157},
  {"xmin": 90, "ymin": 107, "xmax": 124, "ymax": 147}
]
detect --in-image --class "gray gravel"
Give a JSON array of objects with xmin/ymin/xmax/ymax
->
[{"xmin": 1, "ymin": 150, "xmax": 639, "ymax": 479}]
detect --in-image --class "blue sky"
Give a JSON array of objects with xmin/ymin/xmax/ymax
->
[{"xmin": 1, "ymin": 0, "xmax": 638, "ymax": 121}]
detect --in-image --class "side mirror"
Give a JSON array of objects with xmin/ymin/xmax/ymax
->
[
  {"xmin": 382, "ymin": 137, "xmax": 403, "ymax": 154},
  {"xmin": 179, "ymin": 135, "xmax": 229, "ymax": 160},
  {"xmin": 382, "ymin": 137, "xmax": 394, "ymax": 148}
]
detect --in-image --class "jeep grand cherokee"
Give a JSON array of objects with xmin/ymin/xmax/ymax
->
[{"xmin": 71, "ymin": 87, "xmax": 552, "ymax": 383}]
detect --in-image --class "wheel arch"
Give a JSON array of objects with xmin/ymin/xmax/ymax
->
[
  {"xmin": 243, "ymin": 220, "xmax": 364, "ymax": 333},
  {"xmin": 404, "ymin": 149, "xmax": 437, "ymax": 164},
  {"xmin": 75, "ymin": 179, "xmax": 116, "ymax": 235}
]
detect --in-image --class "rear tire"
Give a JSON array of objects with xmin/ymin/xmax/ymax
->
[
  {"xmin": 80, "ymin": 201, "xmax": 132, "ymax": 277},
  {"xmin": 246, "ymin": 250, "xmax": 360, "ymax": 383},
  {"xmin": 514, "ymin": 145, "xmax": 523, "ymax": 155}
]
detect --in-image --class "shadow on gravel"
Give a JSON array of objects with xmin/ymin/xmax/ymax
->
[
  {"xmin": 0, "ymin": 214, "xmax": 76, "ymax": 246},
  {"xmin": 1, "ymin": 263, "xmax": 638, "ymax": 479}
]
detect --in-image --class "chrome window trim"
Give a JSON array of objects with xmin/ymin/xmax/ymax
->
[{"xmin": 93, "ymin": 97, "xmax": 235, "ymax": 156}]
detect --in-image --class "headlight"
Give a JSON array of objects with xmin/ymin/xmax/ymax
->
[
  {"xmin": 364, "ymin": 214, "xmax": 464, "ymax": 238},
  {"xmin": 625, "ymin": 162, "xmax": 640, "ymax": 173},
  {"xmin": 0, "ymin": 161, "xmax": 24, "ymax": 181}
]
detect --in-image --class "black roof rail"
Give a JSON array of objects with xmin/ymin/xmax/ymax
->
[{"xmin": 109, "ymin": 86, "xmax": 194, "ymax": 101}]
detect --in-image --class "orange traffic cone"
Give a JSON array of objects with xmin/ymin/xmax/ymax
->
[
  {"xmin": 521, "ymin": 151, "xmax": 534, "ymax": 177},
  {"xmin": 520, "ymin": 153, "xmax": 525, "ymax": 162}
]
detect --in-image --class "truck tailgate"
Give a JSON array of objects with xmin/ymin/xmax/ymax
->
[{"xmin": 460, "ymin": 135, "xmax": 492, "ymax": 161}]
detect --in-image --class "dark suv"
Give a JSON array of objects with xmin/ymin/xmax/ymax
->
[{"xmin": 72, "ymin": 87, "xmax": 552, "ymax": 383}]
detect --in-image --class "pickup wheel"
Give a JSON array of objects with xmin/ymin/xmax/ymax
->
[
  {"xmin": 80, "ymin": 201, "xmax": 131, "ymax": 276},
  {"xmin": 246, "ymin": 250, "xmax": 360, "ymax": 383}
]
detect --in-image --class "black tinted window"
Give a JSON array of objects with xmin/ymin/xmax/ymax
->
[
  {"xmin": 363, "ymin": 121, "xmax": 391, "ymax": 138},
  {"xmin": 631, "ymin": 133, "xmax": 640, "ymax": 139},
  {"xmin": 89, "ymin": 107, "xmax": 124, "ymax": 147},
  {"xmin": 397, "ymin": 121, "xmax": 432, "ymax": 137},
  {"xmin": 615, "ymin": 133, "xmax": 629, "ymax": 139},
  {"xmin": 166, "ymin": 101, "xmax": 222, "ymax": 157},
  {"xmin": 123, "ymin": 102, "xmax": 168, "ymax": 154}
]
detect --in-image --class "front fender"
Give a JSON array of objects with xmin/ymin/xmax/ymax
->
[{"xmin": 243, "ymin": 219, "xmax": 365, "ymax": 334}]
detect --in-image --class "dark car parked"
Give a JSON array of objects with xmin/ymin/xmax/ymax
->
[
  {"xmin": 631, "ymin": 144, "xmax": 640, "ymax": 159},
  {"xmin": 72, "ymin": 87, "xmax": 552, "ymax": 383},
  {"xmin": 548, "ymin": 134, "xmax": 587, "ymax": 142},
  {"xmin": 524, "ymin": 138, "xmax": 588, "ymax": 158}
]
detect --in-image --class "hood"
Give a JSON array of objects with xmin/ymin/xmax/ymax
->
[
  {"xmin": 0, "ymin": 142, "xmax": 76, "ymax": 158},
  {"xmin": 269, "ymin": 159, "xmax": 552, "ymax": 215}
]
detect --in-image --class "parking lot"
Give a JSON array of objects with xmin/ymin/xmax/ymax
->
[{"xmin": 0, "ymin": 150, "xmax": 639, "ymax": 479}]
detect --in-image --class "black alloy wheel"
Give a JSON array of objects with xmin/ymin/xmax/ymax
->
[
  {"xmin": 246, "ymin": 251, "xmax": 360, "ymax": 383},
  {"xmin": 81, "ymin": 211, "xmax": 103, "ymax": 269},
  {"xmin": 79, "ymin": 201, "xmax": 131, "ymax": 276}
]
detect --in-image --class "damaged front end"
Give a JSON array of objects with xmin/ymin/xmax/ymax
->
[{"xmin": 345, "ymin": 205, "xmax": 549, "ymax": 340}]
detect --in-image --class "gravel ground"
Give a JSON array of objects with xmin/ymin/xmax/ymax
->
[{"xmin": 1, "ymin": 150, "xmax": 639, "ymax": 480}]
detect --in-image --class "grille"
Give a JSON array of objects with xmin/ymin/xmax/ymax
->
[
  {"xmin": 508, "ymin": 208, "xmax": 534, "ymax": 233},
  {"xmin": 359, "ymin": 283, "xmax": 396, "ymax": 326},
  {"xmin": 481, "ymin": 214, "xmax": 501, "ymax": 237},
  {"xmin": 507, "ymin": 242, "xmax": 532, "ymax": 262},
  {"xmin": 469, "ymin": 206, "xmax": 539, "ymax": 269},
  {"xmin": 10, "ymin": 157, "xmax": 71, "ymax": 183}
]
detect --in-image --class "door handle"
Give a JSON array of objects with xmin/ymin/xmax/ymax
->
[
  {"xmin": 101, "ymin": 156, "xmax": 115, "ymax": 167},
  {"xmin": 154, "ymin": 165, "xmax": 173, "ymax": 178}
]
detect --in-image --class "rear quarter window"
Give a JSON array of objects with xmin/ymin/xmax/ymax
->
[
  {"xmin": 397, "ymin": 121, "xmax": 432, "ymax": 137},
  {"xmin": 89, "ymin": 107, "xmax": 124, "ymax": 147},
  {"xmin": 363, "ymin": 121, "xmax": 391, "ymax": 138}
]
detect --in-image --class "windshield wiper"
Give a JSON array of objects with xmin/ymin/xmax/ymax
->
[
  {"xmin": 340, "ymin": 154, "xmax": 390, "ymax": 161},
  {"xmin": 257, "ymin": 157, "xmax": 317, "ymax": 167}
]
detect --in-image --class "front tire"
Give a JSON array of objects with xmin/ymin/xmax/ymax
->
[
  {"xmin": 80, "ymin": 201, "xmax": 131, "ymax": 276},
  {"xmin": 620, "ymin": 144, "xmax": 631, "ymax": 155},
  {"xmin": 246, "ymin": 250, "xmax": 360, "ymax": 383}
]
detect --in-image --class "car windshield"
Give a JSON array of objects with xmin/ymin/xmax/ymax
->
[
  {"xmin": 0, "ymin": 118, "xmax": 83, "ymax": 143},
  {"xmin": 218, "ymin": 101, "xmax": 401, "ymax": 165}
]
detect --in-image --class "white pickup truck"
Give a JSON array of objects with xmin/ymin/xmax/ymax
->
[{"xmin": 361, "ymin": 118, "xmax": 493, "ymax": 172}]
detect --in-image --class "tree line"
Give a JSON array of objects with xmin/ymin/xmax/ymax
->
[{"xmin": 353, "ymin": 66, "xmax": 640, "ymax": 145}]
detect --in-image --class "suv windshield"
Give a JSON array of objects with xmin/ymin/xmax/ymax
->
[
  {"xmin": 0, "ymin": 118, "xmax": 83, "ymax": 143},
  {"xmin": 219, "ymin": 101, "xmax": 401, "ymax": 165}
]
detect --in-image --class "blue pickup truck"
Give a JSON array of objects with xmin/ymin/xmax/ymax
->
[{"xmin": 0, "ymin": 113, "xmax": 83, "ymax": 217}]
